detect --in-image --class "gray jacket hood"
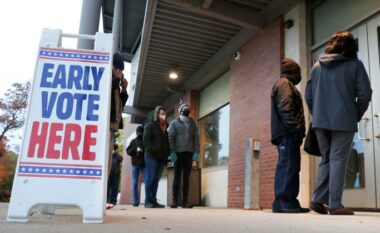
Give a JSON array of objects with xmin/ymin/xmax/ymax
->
[{"xmin": 319, "ymin": 54, "xmax": 350, "ymax": 67}]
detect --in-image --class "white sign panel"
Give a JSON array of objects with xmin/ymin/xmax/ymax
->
[{"xmin": 8, "ymin": 29, "xmax": 113, "ymax": 223}]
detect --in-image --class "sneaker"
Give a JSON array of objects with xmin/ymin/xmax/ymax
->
[
  {"xmin": 272, "ymin": 207, "xmax": 304, "ymax": 213},
  {"xmin": 144, "ymin": 202, "xmax": 156, "ymax": 208},
  {"xmin": 154, "ymin": 202, "xmax": 165, "ymax": 208},
  {"xmin": 133, "ymin": 203, "xmax": 139, "ymax": 207},
  {"xmin": 106, "ymin": 204, "xmax": 114, "ymax": 210}
]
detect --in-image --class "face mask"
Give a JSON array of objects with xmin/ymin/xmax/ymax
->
[
  {"xmin": 159, "ymin": 114, "xmax": 166, "ymax": 121},
  {"xmin": 180, "ymin": 109, "xmax": 190, "ymax": 117}
]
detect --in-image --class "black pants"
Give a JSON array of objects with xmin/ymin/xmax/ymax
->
[
  {"xmin": 172, "ymin": 151, "xmax": 193, "ymax": 205},
  {"xmin": 107, "ymin": 175, "xmax": 120, "ymax": 205}
]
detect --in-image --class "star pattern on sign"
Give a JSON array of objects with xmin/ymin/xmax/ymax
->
[
  {"xmin": 38, "ymin": 50, "xmax": 111, "ymax": 61},
  {"xmin": 19, "ymin": 166, "xmax": 102, "ymax": 177}
]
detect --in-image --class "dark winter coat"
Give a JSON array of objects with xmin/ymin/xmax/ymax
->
[
  {"xmin": 143, "ymin": 110, "xmax": 170, "ymax": 161},
  {"xmin": 305, "ymin": 54, "xmax": 372, "ymax": 131},
  {"xmin": 109, "ymin": 151, "xmax": 123, "ymax": 180},
  {"xmin": 126, "ymin": 137, "xmax": 145, "ymax": 167},
  {"xmin": 271, "ymin": 75, "xmax": 305, "ymax": 145},
  {"xmin": 110, "ymin": 76, "xmax": 128, "ymax": 129}
]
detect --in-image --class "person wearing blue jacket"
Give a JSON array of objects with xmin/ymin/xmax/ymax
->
[
  {"xmin": 168, "ymin": 104, "xmax": 199, "ymax": 208},
  {"xmin": 305, "ymin": 31, "xmax": 372, "ymax": 215}
]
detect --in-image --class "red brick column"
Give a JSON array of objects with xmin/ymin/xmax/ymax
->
[{"xmin": 228, "ymin": 17, "xmax": 284, "ymax": 208}]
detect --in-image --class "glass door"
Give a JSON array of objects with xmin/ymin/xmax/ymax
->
[
  {"xmin": 341, "ymin": 23, "xmax": 377, "ymax": 209},
  {"xmin": 367, "ymin": 14, "xmax": 380, "ymax": 208}
]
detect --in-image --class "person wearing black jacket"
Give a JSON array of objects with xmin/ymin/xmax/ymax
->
[
  {"xmin": 126, "ymin": 126, "xmax": 145, "ymax": 207},
  {"xmin": 108, "ymin": 53, "xmax": 128, "ymax": 175},
  {"xmin": 143, "ymin": 106, "xmax": 170, "ymax": 208},
  {"xmin": 271, "ymin": 58, "xmax": 309, "ymax": 214}
]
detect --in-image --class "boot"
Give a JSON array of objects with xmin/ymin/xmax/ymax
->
[{"xmin": 182, "ymin": 201, "xmax": 193, "ymax": 209}]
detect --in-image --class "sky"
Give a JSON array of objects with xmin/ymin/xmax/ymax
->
[{"xmin": 0, "ymin": 0, "xmax": 131, "ymax": 151}]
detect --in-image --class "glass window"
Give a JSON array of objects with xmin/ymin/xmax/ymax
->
[
  {"xmin": 199, "ymin": 104, "xmax": 230, "ymax": 167},
  {"xmin": 345, "ymin": 134, "xmax": 365, "ymax": 189}
]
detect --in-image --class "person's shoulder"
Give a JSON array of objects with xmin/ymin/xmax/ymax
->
[{"xmin": 276, "ymin": 77, "xmax": 290, "ymax": 87}]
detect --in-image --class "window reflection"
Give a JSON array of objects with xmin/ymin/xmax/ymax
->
[
  {"xmin": 199, "ymin": 105, "xmax": 230, "ymax": 167},
  {"xmin": 345, "ymin": 133, "xmax": 365, "ymax": 189}
]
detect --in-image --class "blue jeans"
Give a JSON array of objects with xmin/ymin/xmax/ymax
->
[
  {"xmin": 144, "ymin": 156, "xmax": 166, "ymax": 204},
  {"xmin": 132, "ymin": 165, "xmax": 146, "ymax": 205},
  {"xmin": 273, "ymin": 135, "xmax": 301, "ymax": 210}
]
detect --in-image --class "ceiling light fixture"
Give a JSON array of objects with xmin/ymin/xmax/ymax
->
[{"xmin": 169, "ymin": 71, "xmax": 178, "ymax": 79}]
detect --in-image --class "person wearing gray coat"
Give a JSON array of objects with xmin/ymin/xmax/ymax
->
[
  {"xmin": 168, "ymin": 104, "xmax": 199, "ymax": 208},
  {"xmin": 305, "ymin": 31, "xmax": 372, "ymax": 215}
]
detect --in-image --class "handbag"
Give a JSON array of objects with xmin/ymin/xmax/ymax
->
[{"xmin": 304, "ymin": 123, "xmax": 321, "ymax": 156}]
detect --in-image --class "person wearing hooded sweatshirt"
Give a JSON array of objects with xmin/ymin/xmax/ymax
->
[
  {"xmin": 126, "ymin": 126, "xmax": 145, "ymax": 207},
  {"xmin": 143, "ymin": 106, "xmax": 170, "ymax": 208},
  {"xmin": 168, "ymin": 104, "xmax": 199, "ymax": 208},
  {"xmin": 305, "ymin": 31, "xmax": 372, "ymax": 215},
  {"xmin": 271, "ymin": 58, "xmax": 309, "ymax": 213}
]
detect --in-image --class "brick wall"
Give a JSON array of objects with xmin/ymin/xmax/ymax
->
[{"xmin": 228, "ymin": 17, "xmax": 284, "ymax": 209}]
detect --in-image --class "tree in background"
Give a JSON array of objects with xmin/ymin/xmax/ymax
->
[
  {"xmin": 0, "ymin": 140, "xmax": 6, "ymax": 158},
  {"xmin": 0, "ymin": 81, "xmax": 30, "ymax": 144},
  {"xmin": 0, "ymin": 150, "xmax": 17, "ymax": 202},
  {"xmin": 0, "ymin": 81, "xmax": 30, "ymax": 201}
]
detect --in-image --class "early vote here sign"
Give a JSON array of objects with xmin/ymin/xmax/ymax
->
[{"xmin": 19, "ymin": 47, "xmax": 111, "ymax": 180}]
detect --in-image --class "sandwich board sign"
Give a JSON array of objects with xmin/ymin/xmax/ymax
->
[{"xmin": 7, "ymin": 29, "xmax": 113, "ymax": 223}]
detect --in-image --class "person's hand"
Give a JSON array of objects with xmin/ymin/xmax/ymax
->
[
  {"xmin": 192, "ymin": 153, "xmax": 199, "ymax": 161},
  {"xmin": 170, "ymin": 152, "xmax": 177, "ymax": 163},
  {"xmin": 121, "ymin": 77, "xmax": 128, "ymax": 91}
]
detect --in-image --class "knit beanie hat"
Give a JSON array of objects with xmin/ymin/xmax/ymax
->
[
  {"xmin": 136, "ymin": 125, "xmax": 144, "ymax": 133},
  {"xmin": 178, "ymin": 104, "xmax": 189, "ymax": 113},
  {"xmin": 113, "ymin": 53, "xmax": 124, "ymax": 71}
]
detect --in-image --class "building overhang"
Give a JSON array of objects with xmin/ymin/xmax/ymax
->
[{"xmin": 102, "ymin": 0, "xmax": 297, "ymax": 123}]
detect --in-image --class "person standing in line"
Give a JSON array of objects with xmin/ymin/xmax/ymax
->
[
  {"xmin": 168, "ymin": 104, "xmax": 199, "ymax": 208},
  {"xmin": 271, "ymin": 58, "xmax": 310, "ymax": 213},
  {"xmin": 107, "ymin": 144, "xmax": 123, "ymax": 209},
  {"xmin": 109, "ymin": 52, "xmax": 128, "ymax": 174},
  {"xmin": 126, "ymin": 126, "xmax": 145, "ymax": 207},
  {"xmin": 306, "ymin": 31, "xmax": 372, "ymax": 215},
  {"xmin": 143, "ymin": 106, "xmax": 170, "ymax": 208}
]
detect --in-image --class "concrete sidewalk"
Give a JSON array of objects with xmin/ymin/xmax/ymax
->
[{"xmin": 0, "ymin": 203, "xmax": 380, "ymax": 233}]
